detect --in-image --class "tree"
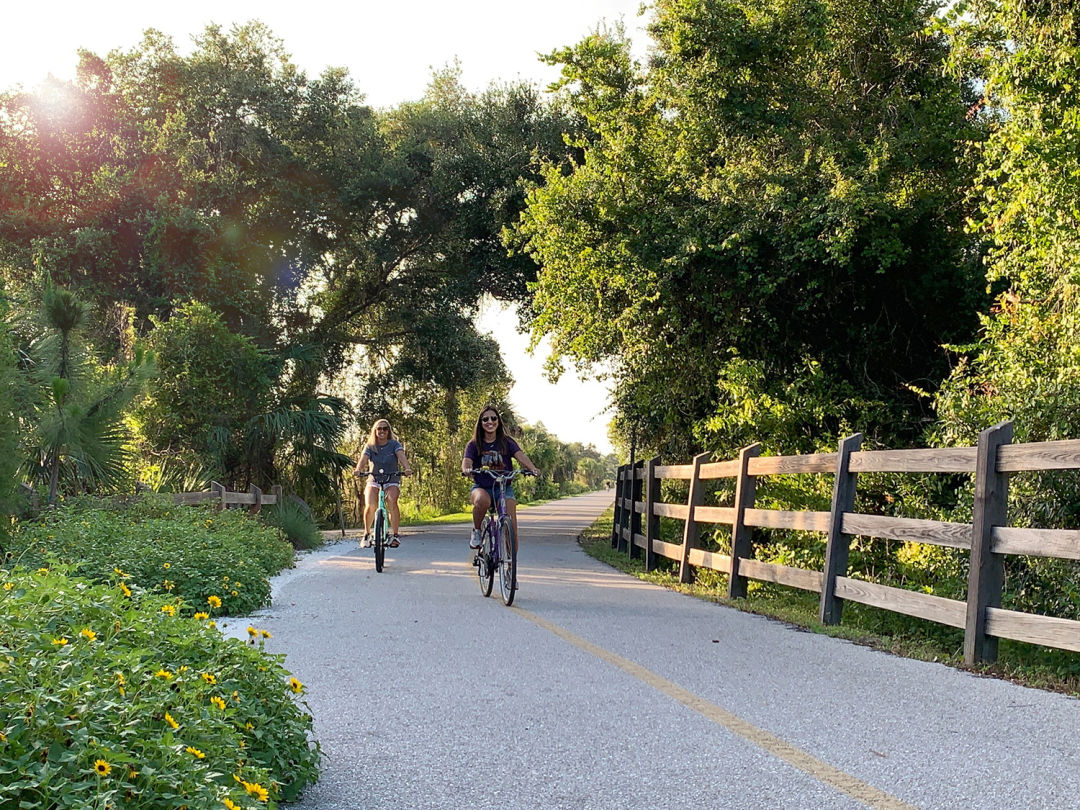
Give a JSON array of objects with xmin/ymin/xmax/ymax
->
[
  {"xmin": 20, "ymin": 285, "xmax": 155, "ymax": 503},
  {"xmin": 935, "ymin": 0, "xmax": 1080, "ymax": 530},
  {"xmin": 515, "ymin": 0, "xmax": 986, "ymax": 460}
]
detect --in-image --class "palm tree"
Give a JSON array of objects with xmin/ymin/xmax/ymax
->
[{"xmin": 22, "ymin": 286, "xmax": 155, "ymax": 504}]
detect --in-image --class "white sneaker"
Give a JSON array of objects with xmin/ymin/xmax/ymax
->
[
  {"xmin": 469, "ymin": 529, "xmax": 482, "ymax": 549},
  {"xmin": 359, "ymin": 534, "xmax": 371, "ymax": 548}
]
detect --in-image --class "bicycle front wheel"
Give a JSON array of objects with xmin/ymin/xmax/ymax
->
[
  {"xmin": 477, "ymin": 517, "xmax": 494, "ymax": 597},
  {"xmin": 498, "ymin": 516, "xmax": 516, "ymax": 606},
  {"xmin": 373, "ymin": 509, "xmax": 386, "ymax": 573}
]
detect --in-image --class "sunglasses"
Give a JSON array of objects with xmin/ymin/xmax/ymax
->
[
  {"xmin": 376, "ymin": 426, "xmax": 390, "ymax": 431},
  {"xmin": 481, "ymin": 416, "xmax": 499, "ymax": 423}
]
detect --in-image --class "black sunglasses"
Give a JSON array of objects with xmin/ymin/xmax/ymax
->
[{"xmin": 481, "ymin": 415, "xmax": 499, "ymax": 423}]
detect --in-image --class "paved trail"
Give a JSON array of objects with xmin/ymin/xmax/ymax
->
[{"xmin": 227, "ymin": 490, "xmax": 1080, "ymax": 809}]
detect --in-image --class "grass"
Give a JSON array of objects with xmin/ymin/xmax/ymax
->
[{"xmin": 579, "ymin": 508, "xmax": 1080, "ymax": 697}]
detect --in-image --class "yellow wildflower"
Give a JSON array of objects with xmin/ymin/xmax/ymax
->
[
  {"xmin": 163, "ymin": 580, "xmax": 175, "ymax": 591},
  {"xmin": 162, "ymin": 562, "xmax": 171, "ymax": 570},
  {"xmin": 94, "ymin": 759, "xmax": 111, "ymax": 776},
  {"xmin": 207, "ymin": 595, "xmax": 222, "ymax": 608},
  {"xmin": 260, "ymin": 629, "xmax": 271, "ymax": 638},
  {"xmin": 119, "ymin": 583, "xmax": 132, "ymax": 597},
  {"xmin": 164, "ymin": 712, "xmax": 179, "ymax": 729},
  {"xmin": 224, "ymin": 800, "xmax": 240, "ymax": 810},
  {"xmin": 186, "ymin": 746, "xmax": 205, "ymax": 759},
  {"xmin": 161, "ymin": 605, "xmax": 176, "ymax": 617},
  {"xmin": 194, "ymin": 612, "xmax": 209, "ymax": 620},
  {"xmin": 52, "ymin": 637, "xmax": 69, "ymax": 646},
  {"xmin": 202, "ymin": 672, "xmax": 217, "ymax": 685},
  {"xmin": 3, "ymin": 582, "xmax": 13, "ymax": 591},
  {"xmin": 80, "ymin": 628, "xmax": 96, "ymax": 642},
  {"xmin": 155, "ymin": 669, "xmax": 173, "ymax": 680},
  {"xmin": 210, "ymin": 696, "xmax": 226, "ymax": 710},
  {"xmin": 243, "ymin": 781, "xmax": 269, "ymax": 802},
  {"xmin": 230, "ymin": 590, "xmax": 238, "ymax": 597},
  {"xmin": 289, "ymin": 677, "xmax": 303, "ymax": 694},
  {"xmin": 246, "ymin": 626, "xmax": 258, "ymax": 638}
]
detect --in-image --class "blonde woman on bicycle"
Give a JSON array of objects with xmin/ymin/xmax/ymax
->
[
  {"xmin": 461, "ymin": 405, "xmax": 539, "ymax": 549},
  {"xmin": 354, "ymin": 418, "xmax": 412, "ymax": 547}
]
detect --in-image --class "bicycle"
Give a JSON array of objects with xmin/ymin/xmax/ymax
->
[
  {"xmin": 355, "ymin": 469, "xmax": 403, "ymax": 573},
  {"xmin": 468, "ymin": 467, "xmax": 534, "ymax": 606}
]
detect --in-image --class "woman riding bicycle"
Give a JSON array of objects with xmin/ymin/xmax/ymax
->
[
  {"xmin": 354, "ymin": 418, "xmax": 412, "ymax": 548},
  {"xmin": 461, "ymin": 405, "xmax": 539, "ymax": 549}
]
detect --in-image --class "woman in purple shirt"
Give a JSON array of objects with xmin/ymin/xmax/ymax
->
[{"xmin": 460, "ymin": 405, "xmax": 539, "ymax": 549}]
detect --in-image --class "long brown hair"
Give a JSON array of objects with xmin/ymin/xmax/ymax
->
[{"xmin": 472, "ymin": 405, "xmax": 507, "ymax": 455}]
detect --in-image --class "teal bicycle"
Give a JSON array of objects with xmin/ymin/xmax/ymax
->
[{"xmin": 357, "ymin": 469, "xmax": 402, "ymax": 573}]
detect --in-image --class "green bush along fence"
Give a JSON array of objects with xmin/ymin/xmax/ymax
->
[{"xmin": 611, "ymin": 421, "xmax": 1080, "ymax": 665}]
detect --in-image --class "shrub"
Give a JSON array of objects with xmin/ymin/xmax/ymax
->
[
  {"xmin": 7, "ymin": 495, "xmax": 295, "ymax": 616},
  {"xmin": 0, "ymin": 565, "xmax": 320, "ymax": 808},
  {"xmin": 262, "ymin": 498, "xmax": 323, "ymax": 550}
]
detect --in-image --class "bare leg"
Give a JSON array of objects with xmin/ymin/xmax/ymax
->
[
  {"xmin": 364, "ymin": 484, "xmax": 379, "ymax": 535},
  {"xmin": 506, "ymin": 498, "xmax": 519, "ymax": 551},
  {"xmin": 471, "ymin": 488, "xmax": 491, "ymax": 529},
  {"xmin": 386, "ymin": 486, "xmax": 401, "ymax": 534}
]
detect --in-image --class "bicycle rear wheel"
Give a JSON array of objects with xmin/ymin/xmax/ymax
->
[
  {"xmin": 476, "ymin": 517, "xmax": 494, "ymax": 597},
  {"xmin": 498, "ymin": 516, "xmax": 516, "ymax": 606},
  {"xmin": 373, "ymin": 509, "xmax": 386, "ymax": 573}
]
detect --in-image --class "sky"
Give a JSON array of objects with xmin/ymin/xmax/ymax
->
[{"xmin": 0, "ymin": 0, "xmax": 651, "ymax": 455}]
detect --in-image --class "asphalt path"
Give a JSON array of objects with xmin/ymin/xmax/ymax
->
[{"xmin": 222, "ymin": 490, "xmax": 1080, "ymax": 809}]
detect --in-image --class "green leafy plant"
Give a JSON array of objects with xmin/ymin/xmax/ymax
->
[
  {"xmin": 0, "ymin": 565, "xmax": 320, "ymax": 808},
  {"xmin": 8, "ymin": 496, "xmax": 294, "ymax": 616}
]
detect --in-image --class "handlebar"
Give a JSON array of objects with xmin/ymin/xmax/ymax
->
[
  {"xmin": 355, "ymin": 468, "xmax": 409, "ymax": 483},
  {"xmin": 462, "ymin": 467, "xmax": 537, "ymax": 480}
]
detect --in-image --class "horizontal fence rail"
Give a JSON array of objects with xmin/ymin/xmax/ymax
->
[
  {"xmin": 611, "ymin": 421, "xmax": 1080, "ymax": 664},
  {"xmin": 173, "ymin": 482, "xmax": 282, "ymax": 513}
]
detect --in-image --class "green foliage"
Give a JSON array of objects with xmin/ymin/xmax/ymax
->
[
  {"xmin": 0, "ymin": 308, "xmax": 19, "ymax": 545},
  {"xmin": 8, "ymin": 496, "xmax": 295, "ymax": 617},
  {"xmin": 137, "ymin": 302, "xmax": 272, "ymax": 472},
  {"xmin": 262, "ymin": 499, "xmax": 323, "ymax": 550},
  {"xmin": 18, "ymin": 285, "xmax": 156, "ymax": 504},
  {"xmin": 516, "ymin": 0, "xmax": 985, "ymax": 460},
  {"xmin": 0, "ymin": 565, "xmax": 319, "ymax": 808}
]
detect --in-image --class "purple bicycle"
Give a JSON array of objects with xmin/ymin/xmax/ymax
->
[{"xmin": 470, "ymin": 467, "xmax": 534, "ymax": 606}]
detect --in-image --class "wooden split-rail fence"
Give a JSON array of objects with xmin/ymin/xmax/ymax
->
[
  {"xmin": 612, "ymin": 420, "xmax": 1080, "ymax": 664},
  {"xmin": 172, "ymin": 482, "xmax": 282, "ymax": 513}
]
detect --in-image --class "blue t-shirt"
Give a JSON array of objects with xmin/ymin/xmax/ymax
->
[
  {"xmin": 364, "ymin": 439, "xmax": 403, "ymax": 473},
  {"xmin": 465, "ymin": 437, "xmax": 521, "ymax": 485}
]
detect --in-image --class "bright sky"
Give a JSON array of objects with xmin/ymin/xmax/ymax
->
[{"xmin": 1, "ymin": 0, "xmax": 648, "ymax": 455}]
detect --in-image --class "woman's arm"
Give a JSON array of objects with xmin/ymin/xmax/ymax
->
[
  {"xmin": 395, "ymin": 447, "xmax": 412, "ymax": 475},
  {"xmin": 354, "ymin": 448, "xmax": 371, "ymax": 476},
  {"xmin": 514, "ymin": 449, "xmax": 539, "ymax": 476}
]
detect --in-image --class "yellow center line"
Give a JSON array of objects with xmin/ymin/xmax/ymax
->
[{"xmin": 513, "ymin": 606, "xmax": 918, "ymax": 810}]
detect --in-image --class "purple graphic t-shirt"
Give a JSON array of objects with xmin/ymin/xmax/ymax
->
[{"xmin": 465, "ymin": 437, "xmax": 521, "ymax": 486}]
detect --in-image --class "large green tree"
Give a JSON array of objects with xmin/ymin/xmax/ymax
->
[
  {"xmin": 516, "ymin": 0, "xmax": 985, "ymax": 460},
  {"xmin": 935, "ymin": 0, "xmax": 1080, "ymax": 529}
]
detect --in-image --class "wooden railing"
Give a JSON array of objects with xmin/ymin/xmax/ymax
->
[
  {"xmin": 611, "ymin": 421, "xmax": 1080, "ymax": 664},
  {"xmin": 173, "ymin": 482, "xmax": 282, "ymax": 514}
]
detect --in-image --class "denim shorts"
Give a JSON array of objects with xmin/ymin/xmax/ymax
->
[{"xmin": 472, "ymin": 483, "xmax": 515, "ymax": 502}]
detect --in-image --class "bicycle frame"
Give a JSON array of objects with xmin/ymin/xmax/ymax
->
[
  {"xmin": 358, "ymin": 469, "xmax": 400, "ymax": 572},
  {"xmin": 472, "ymin": 467, "xmax": 528, "ymax": 605}
]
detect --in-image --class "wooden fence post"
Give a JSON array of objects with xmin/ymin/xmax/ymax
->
[
  {"xmin": 819, "ymin": 433, "xmax": 863, "ymax": 625},
  {"xmin": 644, "ymin": 456, "xmax": 661, "ymax": 572},
  {"xmin": 629, "ymin": 459, "xmax": 644, "ymax": 559},
  {"xmin": 679, "ymin": 452, "xmax": 711, "ymax": 584},
  {"xmin": 271, "ymin": 485, "xmax": 283, "ymax": 506},
  {"xmin": 210, "ymin": 481, "xmax": 227, "ymax": 512},
  {"xmin": 965, "ymin": 420, "xmax": 1013, "ymax": 665},
  {"xmin": 248, "ymin": 483, "xmax": 263, "ymax": 514},
  {"xmin": 727, "ymin": 443, "xmax": 761, "ymax": 599},
  {"xmin": 611, "ymin": 464, "xmax": 625, "ymax": 549}
]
